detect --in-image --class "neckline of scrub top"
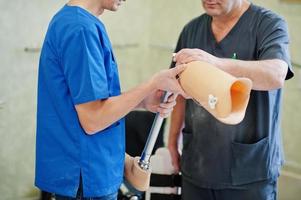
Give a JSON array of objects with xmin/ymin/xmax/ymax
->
[
  {"xmin": 207, "ymin": 3, "xmax": 254, "ymax": 46},
  {"xmin": 64, "ymin": 4, "xmax": 104, "ymax": 25}
]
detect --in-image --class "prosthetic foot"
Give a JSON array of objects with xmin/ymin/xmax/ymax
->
[{"xmin": 124, "ymin": 153, "xmax": 151, "ymax": 191}]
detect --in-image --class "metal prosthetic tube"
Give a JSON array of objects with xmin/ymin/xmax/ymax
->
[
  {"xmin": 124, "ymin": 92, "xmax": 171, "ymax": 192},
  {"xmin": 139, "ymin": 91, "xmax": 171, "ymax": 170},
  {"xmin": 124, "ymin": 54, "xmax": 176, "ymax": 192},
  {"xmin": 139, "ymin": 53, "xmax": 176, "ymax": 170}
]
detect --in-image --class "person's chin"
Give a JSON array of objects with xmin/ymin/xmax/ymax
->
[
  {"xmin": 112, "ymin": 5, "xmax": 120, "ymax": 11},
  {"xmin": 205, "ymin": 9, "xmax": 221, "ymax": 17},
  {"xmin": 108, "ymin": 6, "xmax": 119, "ymax": 12}
]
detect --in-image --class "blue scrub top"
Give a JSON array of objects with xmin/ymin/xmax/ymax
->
[{"xmin": 35, "ymin": 5, "xmax": 125, "ymax": 197}]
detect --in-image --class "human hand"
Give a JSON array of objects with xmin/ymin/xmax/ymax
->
[
  {"xmin": 150, "ymin": 65, "xmax": 188, "ymax": 98},
  {"xmin": 174, "ymin": 48, "xmax": 221, "ymax": 67},
  {"xmin": 168, "ymin": 143, "xmax": 180, "ymax": 173},
  {"xmin": 142, "ymin": 91, "xmax": 178, "ymax": 118}
]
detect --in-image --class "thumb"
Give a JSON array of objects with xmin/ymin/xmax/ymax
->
[
  {"xmin": 170, "ymin": 64, "xmax": 187, "ymax": 77},
  {"xmin": 156, "ymin": 90, "xmax": 164, "ymax": 98},
  {"xmin": 174, "ymin": 83, "xmax": 189, "ymax": 99}
]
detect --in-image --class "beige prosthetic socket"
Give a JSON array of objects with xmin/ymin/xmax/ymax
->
[
  {"xmin": 179, "ymin": 61, "xmax": 252, "ymax": 124},
  {"xmin": 124, "ymin": 153, "xmax": 151, "ymax": 191}
]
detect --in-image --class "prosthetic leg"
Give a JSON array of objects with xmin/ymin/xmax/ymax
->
[
  {"xmin": 124, "ymin": 60, "xmax": 252, "ymax": 192},
  {"xmin": 124, "ymin": 92, "xmax": 171, "ymax": 192},
  {"xmin": 179, "ymin": 60, "xmax": 252, "ymax": 124}
]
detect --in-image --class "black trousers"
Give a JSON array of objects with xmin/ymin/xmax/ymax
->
[{"xmin": 182, "ymin": 178, "xmax": 277, "ymax": 200}]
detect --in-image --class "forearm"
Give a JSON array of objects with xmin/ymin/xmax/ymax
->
[
  {"xmin": 76, "ymin": 65, "xmax": 188, "ymax": 135},
  {"xmin": 76, "ymin": 79, "xmax": 155, "ymax": 134},
  {"xmin": 217, "ymin": 58, "xmax": 288, "ymax": 90},
  {"xmin": 168, "ymin": 96, "xmax": 186, "ymax": 147}
]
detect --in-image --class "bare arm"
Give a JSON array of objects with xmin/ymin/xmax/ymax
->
[
  {"xmin": 168, "ymin": 95, "xmax": 186, "ymax": 147},
  {"xmin": 167, "ymin": 95, "xmax": 186, "ymax": 172},
  {"xmin": 75, "ymin": 80, "xmax": 154, "ymax": 134},
  {"xmin": 76, "ymin": 65, "xmax": 187, "ymax": 135},
  {"xmin": 217, "ymin": 58, "xmax": 288, "ymax": 90}
]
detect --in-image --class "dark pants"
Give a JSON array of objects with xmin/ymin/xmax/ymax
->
[
  {"xmin": 182, "ymin": 178, "xmax": 277, "ymax": 200},
  {"xmin": 55, "ymin": 190, "xmax": 117, "ymax": 200},
  {"xmin": 55, "ymin": 193, "xmax": 117, "ymax": 200},
  {"xmin": 54, "ymin": 177, "xmax": 117, "ymax": 200}
]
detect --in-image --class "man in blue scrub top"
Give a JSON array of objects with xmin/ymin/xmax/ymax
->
[
  {"xmin": 168, "ymin": 0, "xmax": 294, "ymax": 200},
  {"xmin": 35, "ymin": 0, "xmax": 187, "ymax": 199}
]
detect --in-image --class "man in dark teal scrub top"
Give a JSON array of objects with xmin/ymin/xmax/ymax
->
[
  {"xmin": 168, "ymin": 0, "xmax": 294, "ymax": 199},
  {"xmin": 35, "ymin": 0, "xmax": 187, "ymax": 199}
]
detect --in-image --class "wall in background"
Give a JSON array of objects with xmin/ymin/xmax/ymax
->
[
  {"xmin": 0, "ymin": 0, "xmax": 300, "ymax": 199},
  {"xmin": 0, "ymin": 1, "xmax": 66, "ymax": 199}
]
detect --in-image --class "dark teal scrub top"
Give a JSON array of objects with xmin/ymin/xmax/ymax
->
[{"xmin": 172, "ymin": 4, "xmax": 294, "ymax": 189}]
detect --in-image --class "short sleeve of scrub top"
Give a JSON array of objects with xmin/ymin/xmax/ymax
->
[
  {"xmin": 256, "ymin": 15, "xmax": 294, "ymax": 80},
  {"xmin": 61, "ymin": 26, "xmax": 109, "ymax": 105}
]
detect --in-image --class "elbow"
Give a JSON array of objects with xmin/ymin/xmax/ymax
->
[
  {"xmin": 274, "ymin": 60, "xmax": 288, "ymax": 88},
  {"xmin": 268, "ymin": 73, "xmax": 285, "ymax": 90},
  {"xmin": 80, "ymin": 120, "xmax": 106, "ymax": 135},
  {"xmin": 83, "ymin": 126, "xmax": 98, "ymax": 135},
  {"xmin": 75, "ymin": 101, "xmax": 107, "ymax": 135},
  {"xmin": 274, "ymin": 77, "xmax": 285, "ymax": 88},
  {"xmin": 273, "ymin": 66, "xmax": 287, "ymax": 89},
  {"xmin": 267, "ymin": 60, "xmax": 288, "ymax": 89},
  {"xmin": 81, "ymin": 123, "xmax": 98, "ymax": 135}
]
